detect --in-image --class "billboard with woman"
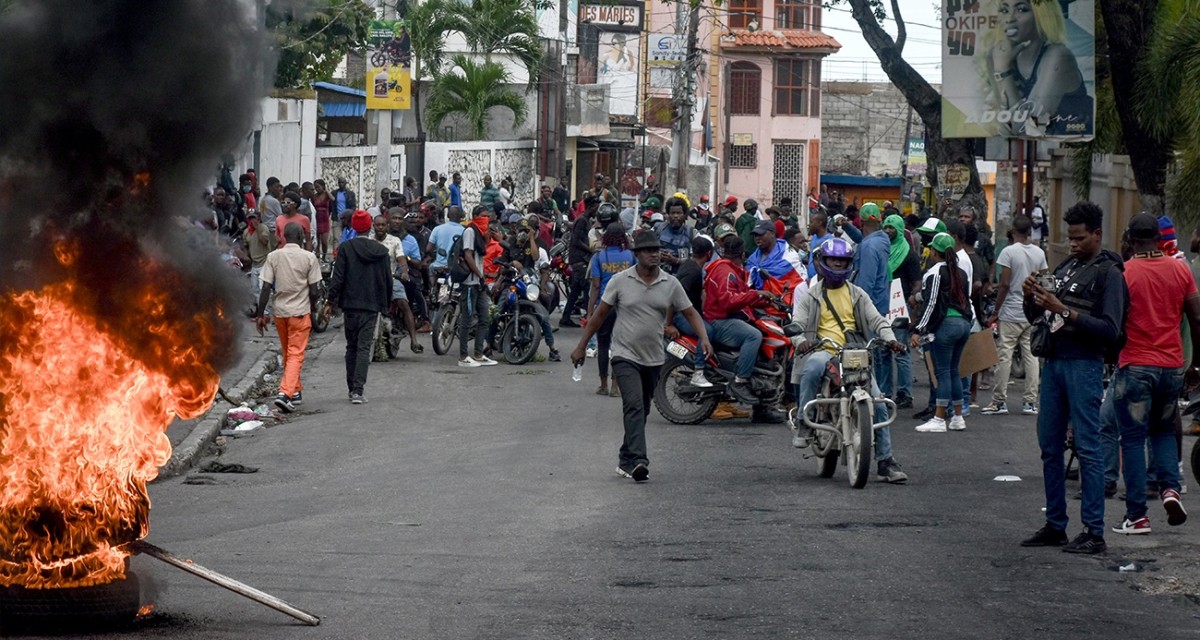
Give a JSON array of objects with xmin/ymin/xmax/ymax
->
[{"xmin": 941, "ymin": 0, "xmax": 1094, "ymax": 141}]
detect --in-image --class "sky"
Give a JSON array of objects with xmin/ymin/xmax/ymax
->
[{"xmin": 820, "ymin": 1, "xmax": 944, "ymax": 85}]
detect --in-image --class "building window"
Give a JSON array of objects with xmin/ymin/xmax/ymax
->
[
  {"xmin": 728, "ymin": 143, "xmax": 757, "ymax": 168},
  {"xmin": 774, "ymin": 58, "xmax": 821, "ymax": 116},
  {"xmin": 727, "ymin": 0, "xmax": 760, "ymax": 29},
  {"xmin": 729, "ymin": 62, "xmax": 761, "ymax": 115},
  {"xmin": 775, "ymin": 0, "xmax": 815, "ymax": 30}
]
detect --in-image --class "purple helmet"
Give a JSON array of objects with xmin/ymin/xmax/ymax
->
[{"xmin": 814, "ymin": 237, "xmax": 855, "ymax": 286}]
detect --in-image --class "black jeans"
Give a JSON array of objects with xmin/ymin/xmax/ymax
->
[
  {"xmin": 457, "ymin": 283, "xmax": 490, "ymax": 358},
  {"xmin": 343, "ymin": 309, "xmax": 378, "ymax": 395},
  {"xmin": 562, "ymin": 261, "xmax": 589, "ymax": 318},
  {"xmin": 403, "ymin": 278, "xmax": 428, "ymax": 323},
  {"xmin": 611, "ymin": 357, "xmax": 661, "ymax": 469}
]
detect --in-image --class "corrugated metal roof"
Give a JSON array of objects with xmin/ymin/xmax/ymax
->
[
  {"xmin": 320, "ymin": 102, "xmax": 367, "ymax": 118},
  {"xmin": 312, "ymin": 81, "xmax": 366, "ymax": 97},
  {"xmin": 722, "ymin": 29, "xmax": 841, "ymax": 51}
]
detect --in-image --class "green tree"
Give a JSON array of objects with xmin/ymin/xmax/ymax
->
[
  {"xmin": 268, "ymin": 0, "xmax": 374, "ymax": 89},
  {"xmin": 455, "ymin": 0, "xmax": 544, "ymax": 84},
  {"xmin": 1136, "ymin": 0, "xmax": 1200, "ymax": 215},
  {"xmin": 405, "ymin": 0, "xmax": 461, "ymax": 143},
  {"xmin": 425, "ymin": 55, "xmax": 527, "ymax": 140}
]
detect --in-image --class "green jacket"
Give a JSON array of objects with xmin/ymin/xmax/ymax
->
[{"xmin": 736, "ymin": 213, "xmax": 757, "ymax": 254}]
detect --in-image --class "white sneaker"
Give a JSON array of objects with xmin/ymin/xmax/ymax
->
[
  {"xmin": 689, "ymin": 371, "xmax": 714, "ymax": 388},
  {"xmin": 948, "ymin": 415, "xmax": 966, "ymax": 431},
  {"xmin": 474, "ymin": 354, "xmax": 499, "ymax": 366},
  {"xmin": 458, "ymin": 357, "xmax": 481, "ymax": 368},
  {"xmin": 586, "ymin": 347, "xmax": 597, "ymax": 358},
  {"xmin": 915, "ymin": 416, "xmax": 947, "ymax": 432}
]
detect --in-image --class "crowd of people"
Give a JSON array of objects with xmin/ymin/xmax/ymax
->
[{"xmin": 221, "ymin": 167, "xmax": 1196, "ymax": 554}]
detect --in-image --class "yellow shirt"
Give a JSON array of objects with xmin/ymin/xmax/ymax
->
[{"xmin": 817, "ymin": 285, "xmax": 857, "ymax": 352}]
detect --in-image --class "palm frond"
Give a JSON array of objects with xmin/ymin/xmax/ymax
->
[
  {"xmin": 459, "ymin": 0, "xmax": 544, "ymax": 82},
  {"xmin": 424, "ymin": 54, "xmax": 526, "ymax": 140}
]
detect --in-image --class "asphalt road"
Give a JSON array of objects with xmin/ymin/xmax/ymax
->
[{"xmin": 77, "ymin": 325, "xmax": 1200, "ymax": 639}]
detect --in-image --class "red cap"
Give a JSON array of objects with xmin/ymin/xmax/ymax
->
[
  {"xmin": 724, "ymin": 195, "xmax": 738, "ymax": 207},
  {"xmin": 700, "ymin": 195, "xmax": 710, "ymax": 202}
]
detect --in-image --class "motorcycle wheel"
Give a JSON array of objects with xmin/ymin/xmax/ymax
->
[
  {"xmin": 431, "ymin": 304, "xmax": 458, "ymax": 356},
  {"xmin": 653, "ymin": 360, "xmax": 718, "ymax": 425},
  {"xmin": 1191, "ymin": 437, "xmax": 1200, "ymax": 487},
  {"xmin": 813, "ymin": 429, "xmax": 839, "ymax": 478},
  {"xmin": 370, "ymin": 50, "xmax": 387, "ymax": 67},
  {"xmin": 312, "ymin": 308, "xmax": 329, "ymax": 333},
  {"xmin": 846, "ymin": 397, "xmax": 873, "ymax": 489},
  {"xmin": 501, "ymin": 314, "xmax": 542, "ymax": 365},
  {"xmin": 384, "ymin": 319, "xmax": 401, "ymax": 360}
]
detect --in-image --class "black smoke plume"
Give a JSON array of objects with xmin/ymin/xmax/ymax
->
[{"xmin": 0, "ymin": 0, "xmax": 275, "ymax": 376}]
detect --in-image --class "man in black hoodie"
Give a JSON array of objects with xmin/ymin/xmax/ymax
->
[
  {"xmin": 1019, "ymin": 201, "xmax": 1128, "ymax": 555},
  {"xmin": 323, "ymin": 209, "xmax": 391, "ymax": 404}
]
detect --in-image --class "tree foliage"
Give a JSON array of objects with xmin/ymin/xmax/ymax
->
[
  {"xmin": 455, "ymin": 0, "xmax": 544, "ymax": 84},
  {"xmin": 425, "ymin": 55, "xmax": 527, "ymax": 140},
  {"xmin": 269, "ymin": 0, "xmax": 374, "ymax": 89}
]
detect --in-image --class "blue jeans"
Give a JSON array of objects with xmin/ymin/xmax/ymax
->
[
  {"xmin": 673, "ymin": 312, "xmax": 711, "ymax": 369},
  {"xmin": 930, "ymin": 317, "xmax": 971, "ymax": 409},
  {"xmin": 1113, "ymin": 365, "xmax": 1184, "ymax": 520},
  {"xmin": 796, "ymin": 350, "xmax": 893, "ymax": 462},
  {"xmin": 1039, "ymin": 358, "xmax": 1106, "ymax": 537},
  {"xmin": 1098, "ymin": 389, "xmax": 1120, "ymax": 489},
  {"xmin": 710, "ymin": 318, "xmax": 761, "ymax": 379},
  {"xmin": 875, "ymin": 326, "xmax": 911, "ymax": 400}
]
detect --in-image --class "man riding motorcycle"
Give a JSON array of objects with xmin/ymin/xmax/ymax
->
[
  {"xmin": 705, "ymin": 235, "xmax": 785, "ymax": 423},
  {"xmin": 787, "ymin": 237, "xmax": 908, "ymax": 483}
]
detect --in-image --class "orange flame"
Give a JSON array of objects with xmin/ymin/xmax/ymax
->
[{"xmin": 0, "ymin": 274, "xmax": 220, "ymax": 589}]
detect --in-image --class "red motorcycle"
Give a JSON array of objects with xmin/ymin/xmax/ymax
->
[{"xmin": 653, "ymin": 301, "xmax": 793, "ymax": 424}]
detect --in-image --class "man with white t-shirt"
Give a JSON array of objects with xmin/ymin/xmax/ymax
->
[
  {"xmin": 983, "ymin": 215, "xmax": 1047, "ymax": 416},
  {"xmin": 1030, "ymin": 197, "xmax": 1047, "ymax": 247}
]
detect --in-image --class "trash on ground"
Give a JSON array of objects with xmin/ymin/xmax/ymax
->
[
  {"xmin": 1119, "ymin": 563, "xmax": 1138, "ymax": 573},
  {"xmin": 993, "ymin": 475, "xmax": 1022, "ymax": 482},
  {"xmin": 233, "ymin": 420, "xmax": 264, "ymax": 432},
  {"xmin": 199, "ymin": 461, "xmax": 259, "ymax": 474}
]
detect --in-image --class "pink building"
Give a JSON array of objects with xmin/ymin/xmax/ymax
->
[{"xmin": 718, "ymin": 0, "xmax": 839, "ymax": 210}]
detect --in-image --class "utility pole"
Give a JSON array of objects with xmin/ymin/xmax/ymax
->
[
  {"xmin": 672, "ymin": 0, "xmax": 701, "ymax": 192},
  {"xmin": 898, "ymin": 104, "xmax": 912, "ymax": 204},
  {"xmin": 374, "ymin": 1, "xmax": 398, "ymax": 201}
]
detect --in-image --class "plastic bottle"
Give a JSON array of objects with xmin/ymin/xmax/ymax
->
[{"xmin": 572, "ymin": 363, "xmax": 583, "ymax": 382}]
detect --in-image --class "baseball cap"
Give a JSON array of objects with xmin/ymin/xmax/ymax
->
[
  {"xmin": 649, "ymin": 212, "xmax": 664, "ymax": 223},
  {"xmin": 1128, "ymin": 212, "xmax": 1160, "ymax": 239},
  {"xmin": 724, "ymin": 195, "xmax": 738, "ymax": 207},
  {"xmin": 744, "ymin": 198, "xmax": 759, "ymax": 210},
  {"xmin": 929, "ymin": 232, "xmax": 956, "ymax": 254},
  {"xmin": 644, "ymin": 196, "xmax": 662, "ymax": 209},
  {"xmin": 859, "ymin": 202, "xmax": 882, "ymax": 222},
  {"xmin": 700, "ymin": 194, "xmax": 710, "ymax": 203},
  {"xmin": 918, "ymin": 217, "xmax": 947, "ymax": 236},
  {"xmin": 404, "ymin": 210, "xmax": 422, "ymax": 220},
  {"xmin": 751, "ymin": 219, "xmax": 776, "ymax": 236},
  {"xmin": 714, "ymin": 223, "xmax": 737, "ymax": 239}
]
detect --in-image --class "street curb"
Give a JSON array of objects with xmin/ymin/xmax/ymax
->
[{"xmin": 158, "ymin": 347, "xmax": 280, "ymax": 479}]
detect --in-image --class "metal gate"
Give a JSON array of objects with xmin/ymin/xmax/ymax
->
[{"xmin": 772, "ymin": 142, "xmax": 806, "ymax": 208}]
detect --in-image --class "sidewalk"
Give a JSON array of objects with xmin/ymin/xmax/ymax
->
[{"xmin": 158, "ymin": 316, "xmax": 340, "ymax": 478}]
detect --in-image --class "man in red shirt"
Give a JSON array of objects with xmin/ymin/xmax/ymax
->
[
  {"xmin": 703, "ymin": 235, "xmax": 774, "ymax": 413},
  {"xmin": 1110, "ymin": 213, "xmax": 1200, "ymax": 536}
]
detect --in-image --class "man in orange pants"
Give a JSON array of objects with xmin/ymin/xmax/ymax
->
[{"xmin": 254, "ymin": 222, "xmax": 322, "ymax": 413}]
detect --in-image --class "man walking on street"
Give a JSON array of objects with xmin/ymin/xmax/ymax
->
[
  {"xmin": 1109, "ymin": 213, "xmax": 1197, "ymax": 535},
  {"xmin": 456, "ymin": 206, "xmax": 499, "ymax": 367},
  {"xmin": 571, "ymin": 232, "xmax": 712, "ymax": 482},
  {"xmin": 983, "ymin": 215, "xmax": 1047, "ymax": 416},
  {"xmin": 254, "ymin": 223, "xmax": 321, "ymax": 413},
  {"xmin": 323, "ymin": 209, "xmax": 392, "ymax": 404},
  {"xmin": 1021, "ymin": 202, "xmax": 1128, "ymax": 554}
]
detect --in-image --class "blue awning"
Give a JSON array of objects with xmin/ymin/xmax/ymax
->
[
  {"xmin": 312, "ymin": 81, "xmax": 366, "ymax": 97},
  {"xmin": 819, "ymin": 173, "xmax": 902, "ymax": 188},
  {"xmin": 320, "ymin": 102, "xmax": 367, "ymax": 118}
]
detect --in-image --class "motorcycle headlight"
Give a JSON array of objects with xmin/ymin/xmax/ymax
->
[
  {"xmin": 842, "ymin": 349, "xmax": 870, "ymax": 371},
  {"xmin": 525, "ymin": 283, "xmax": 540, "ymax": 301}
]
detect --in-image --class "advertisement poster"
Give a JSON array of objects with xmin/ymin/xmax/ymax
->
[
  {"xmin": 937, "ymin": 164, "xmax": 971, "ymax": 201},
  {"xmin": 598, "ymin": 31, "xmax": 640, "ymax": 116},
  {"xmin": 906, "ymin": 137, "xmax": 927, "ymax": 177},
  {"xmin": 366, "ymin": 19, "xmax": 411, "ymax": 110},
  {"xmin": 941, "ymin": 0, "xmax": 1094, "ymax": 141}
]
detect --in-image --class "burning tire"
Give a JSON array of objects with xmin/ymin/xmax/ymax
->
[{"xmin": 0, "ymin": 573, "xmax": 142, "ymax": 635}]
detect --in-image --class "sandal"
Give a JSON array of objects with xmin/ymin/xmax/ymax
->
[
  {"xmin": 595, "ymin": 383, "xmax": 608, "ymax": 395},
  {"xmin": 410, "ymin": 342, "xmax": 424, "ymax": 354}
]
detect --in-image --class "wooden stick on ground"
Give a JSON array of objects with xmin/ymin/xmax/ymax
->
[{"xmin": 129, "ymin": 540, "xmax": 320, "ymax": 626}]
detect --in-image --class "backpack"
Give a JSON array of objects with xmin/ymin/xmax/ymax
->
[{"xmin": 447, "ymin": 231, "xmax": 469, "ymax": 282}]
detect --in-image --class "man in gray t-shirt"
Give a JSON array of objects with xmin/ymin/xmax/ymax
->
[
  {"xmin": 572, "ymin": 232, "xmax": 711, "ymax": 482},
  {"xmin": 983, "ymin": 215, "xmax": 1048, "ymax": 415}
]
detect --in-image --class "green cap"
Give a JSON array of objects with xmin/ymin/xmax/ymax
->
[
  {"xmin": 860, "ymin": 202, "xmax": 882, "ymax": 222},
  {"xmin": 929, "ymin": 232, "xmax": 956, "ymax": 254},
  {"xmin": 714, "ymin": 223, "xmax": 737, "ymax": 239},
  {"xmin": 918, "ymin": 217, "xmax": 947, "ymax": 236},
  {"xmin": 643, "ymin": 197, "xmax": 661, "ymax": 210}
]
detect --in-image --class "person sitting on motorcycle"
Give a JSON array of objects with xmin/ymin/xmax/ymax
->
[
  {"xmin": 503, "ymin": 214, "xmax": 562, "ymax": 362},
  {"xmin": 786, "ymin": 237, "xmax": 908, "ymax": 483},
  {"xmin": 703, "ymin": 235, "xmax": 781, "ymax": 422}
]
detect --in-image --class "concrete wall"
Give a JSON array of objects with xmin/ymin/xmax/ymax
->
[
  {"xmin": 820, "ymin": 81, "xmax": 929, "ymax": 177},
  {"xmin": 314, "ymin": 146, "xmax": 406, "ymax": 209},
  {"xmin": 231, "ymin": 98, "xmax": 319, "ymax": 186},
  {"xmin": 424, "ymin": 140, "xmax": 538, "ymax": 209}
]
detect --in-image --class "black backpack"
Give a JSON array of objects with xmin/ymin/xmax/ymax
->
[{"xmin": 448, "ymin": 224, "xmax": 483, "ymax": 283}]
